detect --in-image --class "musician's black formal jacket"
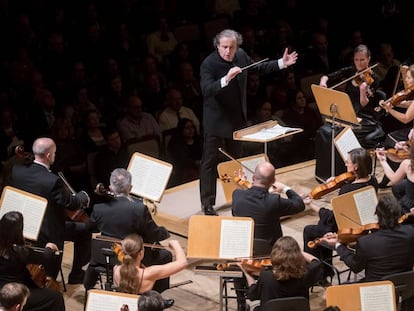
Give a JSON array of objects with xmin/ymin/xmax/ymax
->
[
  {"xmin": 232, "ymin": 186, "xmax": 305, "ymax": 246},
  {"xmin": 8, "ymin": 162, "xmax": 85, "ymax": 248},
  {"xmin": 85, "ymin": 196, "xmax": 171, "ymax": 291},
  {"xmin": 336, "ymin": 224, "xmax": 414, "ymax": 282}
]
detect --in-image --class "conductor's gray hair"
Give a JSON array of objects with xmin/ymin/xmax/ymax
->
[{"xmin": 213, "ymin": 29, "xmax": 243, "ymax": 48}]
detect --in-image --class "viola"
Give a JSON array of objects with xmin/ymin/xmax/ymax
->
[
  {"xmin": 375, "ymin": 84, "xmax": 414, "ymax": 112},
  {"xmin": 110, "ymin": 239, "xmax": 169, "ymax": 263},
  {"xmin": 310, "ymin": 172, "xmax": 356, "ymax": 200},
  {"xmin": 216, "ymin": 258, "xmax": 272, "ymax": 275}
]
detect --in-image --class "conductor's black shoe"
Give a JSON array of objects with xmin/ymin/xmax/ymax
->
[
  {"xmin": 163, "ymin": 299, "xmax": 174, "ymax": 308},
  {"xmin": 204, "ymin": 205, "xmax": 217, "ymax": 216}
]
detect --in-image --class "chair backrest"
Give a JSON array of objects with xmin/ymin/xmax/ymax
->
[
  {"xmin": 262, "ymin": 296, "xmax": 310, "ymax": 311},
  {"xmin": 381, "ymin": 270, "xmax": 414, "ymax": 308}
]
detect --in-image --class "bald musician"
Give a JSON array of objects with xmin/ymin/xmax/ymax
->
[
  {"xmin": 8, "ymin": 137, "xmax": 91, "ymax": 284},
  {"xmin": 231, "ymin": 161, "xmax": 305, "ymax": 311}
]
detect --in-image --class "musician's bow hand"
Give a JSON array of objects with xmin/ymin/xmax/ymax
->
[
  {"xmin": 282, "ymin": 48, "xmax": 298, "ymax": 67},
  {"xmin": 45, "ymin": 242, "xmax": 59, "ymax": 252},
  {"xmin": 375, "ymin": 148, "xmax": 387, "ymax": 162},
  {"xmin": 271, "ymin": 181, "xmax": 287, "ymax": 194},
  {"xmin": 395, "ymin": 140, "xmax": 409, "ymax": 151},
  {"xmin": 321, "ymin": 232, "xmax": 338, "ymax": 245},
  {"xmin": 120, "ymin": 304, "xmax": 129, "ymax": 311},
  {"xmin": 75, "ymin": 190, "xmax": 90, "ymax": 208}
]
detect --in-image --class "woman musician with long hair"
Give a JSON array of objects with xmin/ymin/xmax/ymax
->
[{"xmin": 0, "ymin": 211, "xmax": 65, "ymax": 311}]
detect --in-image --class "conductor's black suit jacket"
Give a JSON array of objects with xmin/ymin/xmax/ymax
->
[{"xmin": 200, "ymin": 48, "xmax": 283, "ymax": 138}]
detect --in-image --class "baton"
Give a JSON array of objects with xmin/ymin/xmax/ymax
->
[{"xmin": 240, "ymin": 58, "xmax": 269, "ymax": 71}]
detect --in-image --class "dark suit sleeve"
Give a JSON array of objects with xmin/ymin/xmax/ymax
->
[
  {"xmin": 138, "ymin": 207, "xmax": 170, "ymax": 243},
  {"xmin": 50, "ymin": 178, "xmax": 83, "ymax": 211},
  {"xmin": 336, "ymin": 242, "xmax": 366, "ymax": 273},
  {"xmin": 278, "ymin": 189, "xmax": 305, "ymax": 216}
]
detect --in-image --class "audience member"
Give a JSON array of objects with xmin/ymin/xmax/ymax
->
[
  {"xmin": 167, "ymin": 118, "xmax": 202, "ymax": 186},
  {"xmin": 118, "ymin": 95, "xmax": 162, "ymax": 144},
  {"xmin": 158, "ymin": 88, "xmax": 200, "ymax": 134}
]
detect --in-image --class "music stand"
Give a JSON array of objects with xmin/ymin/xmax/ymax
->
[{"xmin": 311, "ymin": 85, "xmax": 361, "ymax": 178}]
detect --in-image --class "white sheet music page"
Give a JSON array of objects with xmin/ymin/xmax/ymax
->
[
  {"xmin": 86, "ymin": 291, "xmax": 137, "ymax": 311},
  {"xmin": 128, "ymin": 153, "xmax": 172, "ymax": 202},
  {"xmin": 0, "ymin": 187, "xmax": 47, "ymax": 241},
  {"xmin": 242, "ymin": 124, "xmax": 301, "ymax": 141},
  {"xmin": 334, "ymin": 127, "xmax": 361, "ymax": 162},
  {"xmin": 354, "ymin": 187, "xmax": 378, "ymax": 225},
  {"xmin": 360, "ymin": 284, "xmax": 395, "ymax": 311},
  {"xmin": 219, "ymin": 219, "xmax": 252, "ymax": 258}
]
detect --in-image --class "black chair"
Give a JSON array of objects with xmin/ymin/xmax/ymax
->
[
  {"xmin": 262, "ymin": 296, "xmax": 310, "ymax": 311},
  {"xmin": 221, "ymin": 238, "xmax": 273, "ymax": 310},
  {"xmin": 381, "ymin": 270, "xmax": 414, "ymax": 311}
]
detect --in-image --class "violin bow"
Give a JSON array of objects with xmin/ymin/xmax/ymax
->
[
  {"xmin": 218, "ymin": 148, "xmax": 254, "ymax": 174},
  {"xmin": 330, "ymin": 63, "xmax": 379, "ymax": 90}
]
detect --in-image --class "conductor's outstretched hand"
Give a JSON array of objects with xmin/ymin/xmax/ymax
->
[{"xmin": 282, "ymin": 48, "xmax": 298, "ymax": 67}]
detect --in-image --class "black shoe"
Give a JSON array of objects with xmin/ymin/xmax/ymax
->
[
  {"xmin": 203, "ymin": 205, "xmax": 217, "ymax": 216},
  {"xmin": 68, "ymin": 270, "xmax": 85, "ymax": 284},
  {"xmin": 163, "ymin": 299, "xmax": 174, "ymax": 308}
]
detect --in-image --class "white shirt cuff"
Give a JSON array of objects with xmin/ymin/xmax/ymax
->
[
  {"xmin": 278, "ymin": 58, "xmax": 286, "ymax": 69},
  {"xmin": 335, "ymin": 242, "xmax": 341, "ymax": 249},
  {"xmin": 282, "ymin": 186, "xmax": 291, "ymax": 194},
  {"xmin": 220, "ymin": 76, "xmax": 228, "ymax": 87}
]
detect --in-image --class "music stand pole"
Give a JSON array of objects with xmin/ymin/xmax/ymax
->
[{"xmin": 329, "ymin": 103, "xmax": 339, "ymax": 178}]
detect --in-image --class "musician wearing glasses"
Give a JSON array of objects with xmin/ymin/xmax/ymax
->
[
  {"xmin": 85, "ymin": 168, "xmax": 171, "ymax": 294},
  {"xmin": 199, "ymin": 28, "xmax": 298, "ymax": 216},
  {"xmin": 7, "ymin": 137, "xmax": 91, "ymax": 284}
]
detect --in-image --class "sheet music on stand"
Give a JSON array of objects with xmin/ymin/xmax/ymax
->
[
  {"xmin": 127, "ymin": 152, "xmax": 173, "ymax": 203},
  {"xmin": 334, "ymin": 127, "xmax": 362, "ymax": 163},
  {"xmin": 233, "ymin": 120, "xmax": 303, "ymax": 155},
  {"xmin": 0, "ymin": 186, "xmax": 47, "ymax": 241},
  {"xmin": 85, "ymin": 289, "xmax": 138, "ymax": 311}
]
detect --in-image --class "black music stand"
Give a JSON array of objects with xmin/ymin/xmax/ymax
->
[{"xmin": 311, "ymin": 85, "xmax": 361, "ymax": 178}]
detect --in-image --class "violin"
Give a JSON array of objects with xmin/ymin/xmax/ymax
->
[
  {"xmin": 221, "ymin": 174, "xmax": 252, "ymax": 189},
  {"xmin": 310, "ymin": 172, "xmax": 356, "ymax": 200},
  {"xmin": 26, "ymin": 264, "xmax": 61, "ymax": 291},
  {"xmin": 386, "ymin": 148, "xmax": 410, "ymax": 161},
  {"xmin": 216, "ymin": 258, "xmax": 272, "ymax": 275},
  {"xmin": 108, "ymin": 238, "xmax": 169, "ymax": 263},
  {"xmin": 311, "ymin": 213, "xmax": 412, "ymax": 247},
  {"xmin": 375, "ymin": 84, "xmax": 414, "ymax": 112}
]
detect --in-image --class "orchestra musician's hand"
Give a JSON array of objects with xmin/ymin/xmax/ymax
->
[
  {"xmin": 271, "ymin": 181, "xmax": 288, "ymax": 193},
  {"xmin": 75, "ymin": 190, "xmax": 90, "ymax": 208},
  {"xmin": 45, "ymin": 242, "xmax": 59, "ymax": 252},
  {"xmin": 282, "ymin": 47, "xmax": 298, "ymax": 67},
  {"xmin": 375, "ymin": 148, "xmax": 387, "ymax": 162},
  {"xmin": 410, "ymin": 207, "xmax": 414, "ymax": 215},
  {"xmin": 235, "ymin": 168, "xmax": 247, "ymax": 182},
  {"xmin": 319, "ymin": 75, "xmax": 328, "ymax": 87},
  {"xmin": 120, "ymin": 304, "xmax": 129, "ymax": 311},
  {"xmin": 321, "ymin": 232, "xmax": 338, "ymax": 246},
  {"xmin": 395, "ymin": 140, "xmax": 410, "ymax": 151}
]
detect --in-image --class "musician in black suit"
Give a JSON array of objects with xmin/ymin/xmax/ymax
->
[
  {"xmin": 322, "ymin": 194, "xmax": 414, "ymax": 282},
  {"xmin": 7, "ymin": 137, "xmax": 91, "ymax": 284},
  {"xmin": 84, "ymin": 168, "xmax": 171, "ymax": 293},
  {"xmin": 199, "ymin": 29, "xmax": 298, "ymax": 215},
  {"xmin": 231, "ymin": 161, "xmax": 305, "ymax": 311}
]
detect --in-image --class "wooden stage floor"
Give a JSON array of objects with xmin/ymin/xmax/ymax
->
[{"xmin": 62, "ymin": 159, "xmax": 387, "ymax": 311}]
